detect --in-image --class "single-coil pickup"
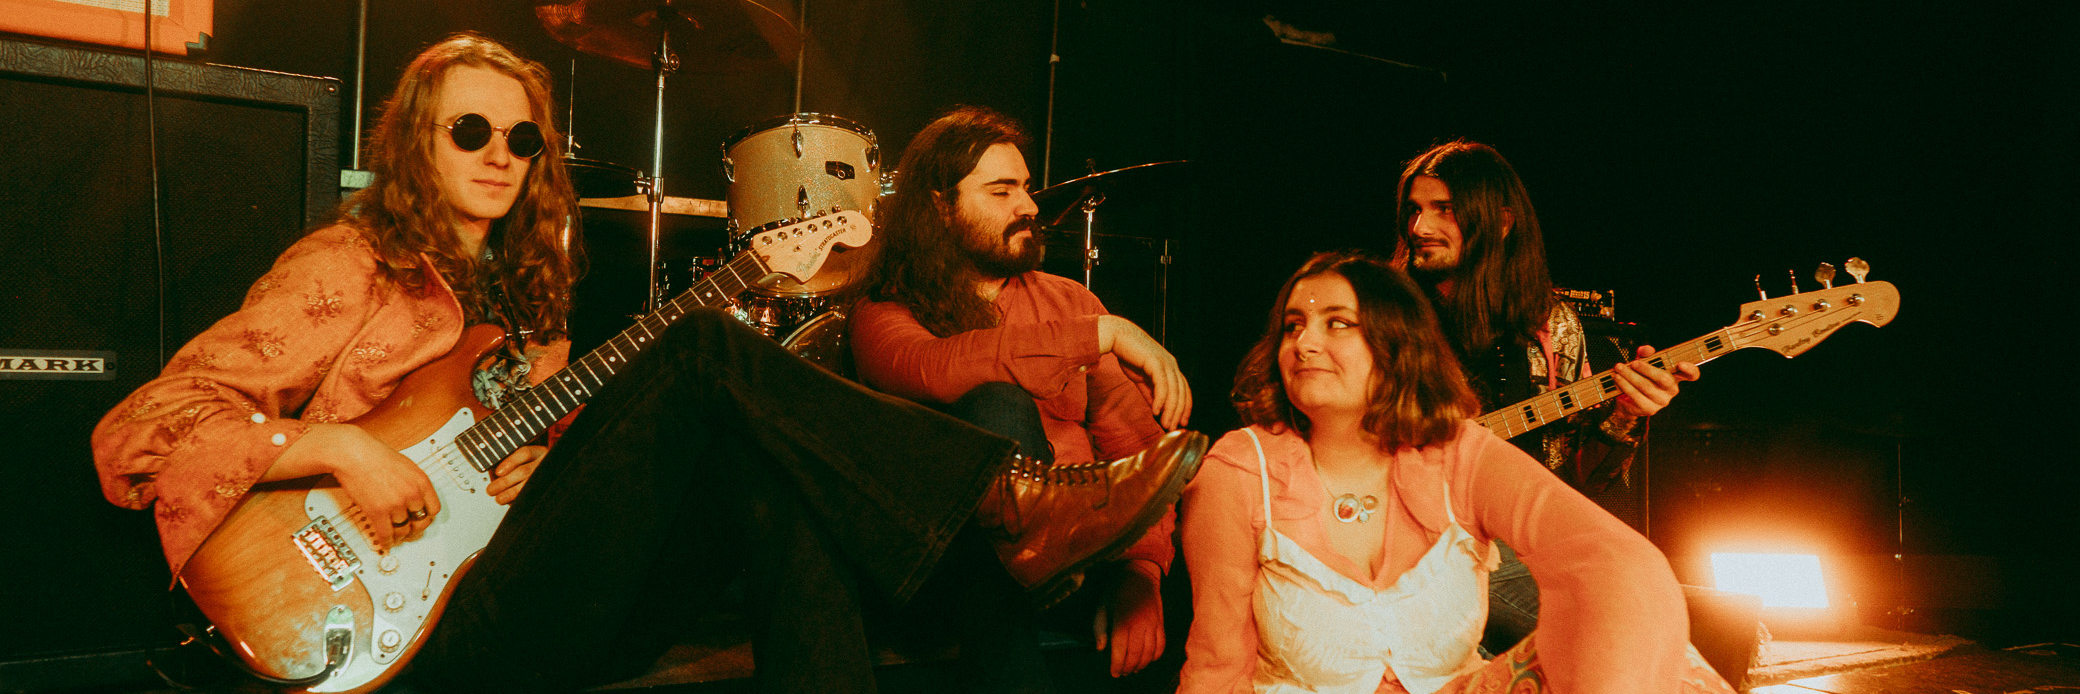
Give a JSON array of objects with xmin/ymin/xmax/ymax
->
[{"xmin": 442, "ymin": 450, "xmax": 478, "ymax": 493}]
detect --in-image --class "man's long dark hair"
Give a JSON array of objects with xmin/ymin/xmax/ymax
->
[
  {"xmin": 1392, "ymin": 140, "xmax": 1556, "ymax": 359},
  {"xmin": 853, "ymin": 106, "xmax": 1030, "ymax": 337}
]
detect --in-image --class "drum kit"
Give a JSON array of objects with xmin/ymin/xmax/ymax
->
[
  {"xmin": 534, "ymin": 0, "xmax": 876, "ymax": 374},
  {"xmin": 533, "ymin": 0, "xmax": 1181, "ymax": 375}
]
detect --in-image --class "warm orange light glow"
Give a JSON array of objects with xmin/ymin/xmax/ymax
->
[{"xmin": 1710, "ymin": 552, "xmax": 1829, "ymax": 608}]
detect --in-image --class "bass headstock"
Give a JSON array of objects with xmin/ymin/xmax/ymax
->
[{"xmin": 1729, "ymin": 279, "xmax": 1900, "ymax": 358}]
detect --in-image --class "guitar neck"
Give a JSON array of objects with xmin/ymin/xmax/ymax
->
[
  {"xmin": 1475, "ymin": 328, "xmax": 1738, "ymax": 439},
  {"xmin": 450, "ymin": 253, "xmax": 772, "ymax": 470}
]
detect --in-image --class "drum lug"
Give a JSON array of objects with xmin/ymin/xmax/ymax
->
[
  {"xmin": 866, "ymin": 142, "xmax": 879, "ymax": 172},
  {"xmin": 792, "ymin": 130, "xmax": 805, "ymax": 159},
  {"xmin": 797, "ymin": 186, "xmax": 809, "ymax": 217},
  {"xmin": 721, "ymin": 157, "xmax": 734, "ymax": 183}
]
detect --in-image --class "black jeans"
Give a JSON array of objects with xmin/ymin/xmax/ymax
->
[
  {"xmin": 1482, "ymin": 540, "xmax": 1541, "ymax": 655},
  {"xmin": 410, "ymin": 309, "xmax": 1017, "ymax": 693}
]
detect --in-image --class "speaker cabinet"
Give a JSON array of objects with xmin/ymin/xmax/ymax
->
[{"xmin": 0, "ymin": 36, "xmax": 339, "ymax": 683}]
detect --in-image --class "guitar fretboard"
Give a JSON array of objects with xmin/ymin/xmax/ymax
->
[
  {"xmin": 1475, "ymin": 329, "xmax": 1737, "ymax": 439},
  {"xmin": 451, "ymin": 253, "xmax": 771, "ymax": 471}
]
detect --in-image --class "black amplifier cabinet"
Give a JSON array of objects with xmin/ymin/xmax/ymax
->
[{"xmin": 0, "ymin": 36, "xmax": 339, "ymax": 689}]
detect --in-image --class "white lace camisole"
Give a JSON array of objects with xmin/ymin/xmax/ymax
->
[{"xmin": 1242, "ymin": 428, "xmax": 1498, "ymax": 694}]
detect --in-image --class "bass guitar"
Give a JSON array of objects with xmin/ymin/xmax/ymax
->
[
  {"xmin": 1478, "ymin": 266, "xmax": 1900, "ymax": 439},
  {"xmin": 176, "ymin": 212, "xmax": 872, "ymax": 693}
]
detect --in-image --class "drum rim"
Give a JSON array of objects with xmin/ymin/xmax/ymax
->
[{"xmin": 720, "ymin": 112, "xmax": 876, "ymax": 152}]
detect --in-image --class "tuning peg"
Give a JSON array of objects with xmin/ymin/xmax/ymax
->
[
  {"xmin": 1846, "ymin": 257, "xmax": 1870, "ymax": 284},
  {"xmin": 1754, "ymin": 274, "xmax": 1767, "ymax": 301},
  {"xmin": 1816, "ymin": 262, "xmax": 1836, "ymax": 289},
  {"xmin": 1788, "ymin": 269, "xmax": 1800, "ymax": 295}
]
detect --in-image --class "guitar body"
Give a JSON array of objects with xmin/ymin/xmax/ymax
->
[{"xmin": 179, "ymin": 324, "xmax": 511, "ymax": 694}]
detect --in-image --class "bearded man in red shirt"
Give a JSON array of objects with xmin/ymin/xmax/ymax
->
[{"xmin": 850, "ymin": 105, "xmax": 1204, "ymax": 689}]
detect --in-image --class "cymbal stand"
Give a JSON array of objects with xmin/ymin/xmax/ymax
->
[
  {"xmin": 646, "ymin": 11, "xmax": 680, "ymax": 313},
  {"xmin": 1078, "ymin": 190, "xmax": 1105, "ymax": 288}
]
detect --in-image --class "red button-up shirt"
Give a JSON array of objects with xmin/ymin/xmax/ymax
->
[{"xmin": 850, "ymin": 271, "xmax": 1174, "ymax": 570}]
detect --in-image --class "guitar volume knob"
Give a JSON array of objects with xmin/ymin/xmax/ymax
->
[
  {"xmin": 379, "ymin": 629, "xmax": 403, "ymax": 652},
  {"xmin": 384, "ymin": 592, "xmax": 406, "ymax": 611}
]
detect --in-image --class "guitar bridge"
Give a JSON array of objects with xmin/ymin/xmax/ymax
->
[{"xmin": 293, "ymin": 517, "xmax": 362, "ymax": 591}]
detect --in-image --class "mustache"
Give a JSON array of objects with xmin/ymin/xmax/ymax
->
[{"xmin": 1004, "ymin": 217, "xmax": 1039, "ymax": 240}]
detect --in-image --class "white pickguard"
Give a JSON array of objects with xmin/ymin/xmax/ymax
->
[{"xmin": 298, "ymin": 408, "xmax": 510, "ymax": 692}]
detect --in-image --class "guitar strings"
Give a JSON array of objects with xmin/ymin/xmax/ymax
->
[
  {"xmin": 313, "ymin": 442, "xmax": 472, "ymax": 542},
  {"xmin": 300, "ymin": 217, "xmax": 845, "ymax": 545},
  {"xmin": 1488, "ymin": 301, "xmax": 1858, "ymax": 436}
]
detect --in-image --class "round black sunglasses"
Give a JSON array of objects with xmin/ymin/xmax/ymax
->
[{"xmin": 437, "ymin": 113, "xmax": 545, "ymax": 159}]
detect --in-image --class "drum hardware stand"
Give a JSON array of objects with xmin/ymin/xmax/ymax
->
[
  {"xmin": 1078, "ymin": 192, "xmax": 1105, "ymax": 288},
  {"xmin": 645, "ymin": 7, "xmax": 681, "ymax": 314}
]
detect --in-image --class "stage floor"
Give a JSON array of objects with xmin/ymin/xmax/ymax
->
[{"xmin": 69, "ymin": 633, "xmax": 2079, "ymax": 694}]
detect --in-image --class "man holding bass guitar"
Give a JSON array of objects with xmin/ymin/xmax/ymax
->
[
  {"xmin": 90, "ymin": 33, "xmax": 1198, "ymax": 694},
  {"xmin": 1391, "ymin": 140, "xmax": 1703, "ymax": 654}
]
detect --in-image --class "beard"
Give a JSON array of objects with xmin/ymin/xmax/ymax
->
[
  {"xmin": 1406, "ymin": 243, "xmax": 1458, "ymax": 283},
  {"xmin": 953, "ymin": 208, "xmax": 1044, "ymax": 278}
]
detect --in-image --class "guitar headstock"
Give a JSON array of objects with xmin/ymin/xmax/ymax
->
[
  {"xmin": 1729, "ymin": 280, "xmax": 1900, "ymax": 357},
  {"xmin": 745, "ymin": 211, "xmax": 874, "ymax": 286}
]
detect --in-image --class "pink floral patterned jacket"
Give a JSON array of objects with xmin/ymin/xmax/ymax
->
[{"xmin": 90, "ymin": 225, "xmax": 568, "ymax": 580}]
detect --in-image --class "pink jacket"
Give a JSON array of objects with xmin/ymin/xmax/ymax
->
[
  {"xmin": 1180, "ymin": 423, "xmax": 1692, "ymax": 694},
  {"xmin": 91, "ymin": 226, "xmax": 568, "ymax": 579}
]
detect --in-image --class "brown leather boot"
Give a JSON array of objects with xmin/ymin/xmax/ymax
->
[{"xmin": 975, "ymin": 429, "xmax": 1209, "ymax": 604}]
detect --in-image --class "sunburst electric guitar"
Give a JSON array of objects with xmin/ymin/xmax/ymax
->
[
  {"xmin": 175, "ymin": 212, "xmax": 872, "ymax": 693},
  {"xmin": 1477, "ymin": 267, "xmax": 1901, "ymax": 438}
]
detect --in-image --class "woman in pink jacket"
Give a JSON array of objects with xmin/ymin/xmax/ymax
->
[{"xmin": 1178, "ymin": 251, "xmax": 1734, "ymax": 694}]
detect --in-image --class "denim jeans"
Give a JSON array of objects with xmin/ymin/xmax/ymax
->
[
  {"xmin": 1483, "ymin": 540, "xmax": 1542, "ymax": 655},
  {"xmin": 409, "ymin": 309, "xmax": 1018, "ymax": 693}
]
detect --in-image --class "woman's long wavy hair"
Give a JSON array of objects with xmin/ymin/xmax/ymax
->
[
  {"xmin": 343, "ymin": 32, "xmax": 579, "ymax": 340},
  {"xmin": 852, "ymin": 106, "xmax": 1029, "ymax": 337},
  {"xmin": 1391, "ymin": 140, "xmax": 1554, "ymax": 360},
  {"xmin": 1233, "ymin": 251, "xmax": 1478, "ymax": 451}
]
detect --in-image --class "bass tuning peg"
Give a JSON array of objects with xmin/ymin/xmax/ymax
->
[{"xmin": 1846, "ymin": 257, "xmax": 1870, "ymax": 284}]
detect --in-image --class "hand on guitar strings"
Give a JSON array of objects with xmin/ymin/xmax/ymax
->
[
  {"xmin": 276, "ymin": 423, "xmax": 442, "ymax": 552},
  {"xmin": 1609, "ymin": 344, "xmax": 1702, "ymax": 424},
  {"xmin": 487, "ymin": 445, "xmax": 548, "ymax": 505}
]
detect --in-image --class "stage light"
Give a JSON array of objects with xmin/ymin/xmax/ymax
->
[{"xmin": 1710, "ymin": 552, "xmax": 1829, "ymax": 609}]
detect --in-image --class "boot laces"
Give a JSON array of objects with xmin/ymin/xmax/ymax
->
[{"xmin": 1008, "ymin": 455, "xmax": 1108, "ymax": 486}]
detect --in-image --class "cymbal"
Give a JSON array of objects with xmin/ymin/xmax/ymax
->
[
  {"xmin": 535, "ymin": 0, "xmax": 799, "ymax": 73},
  {"xmin": 1032, "ymin": 160, "xmax": 1190, "ymax": 229},
  {"xmin": 563, "ymin": 156, "xmax": 644, "ymax": 198}
]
